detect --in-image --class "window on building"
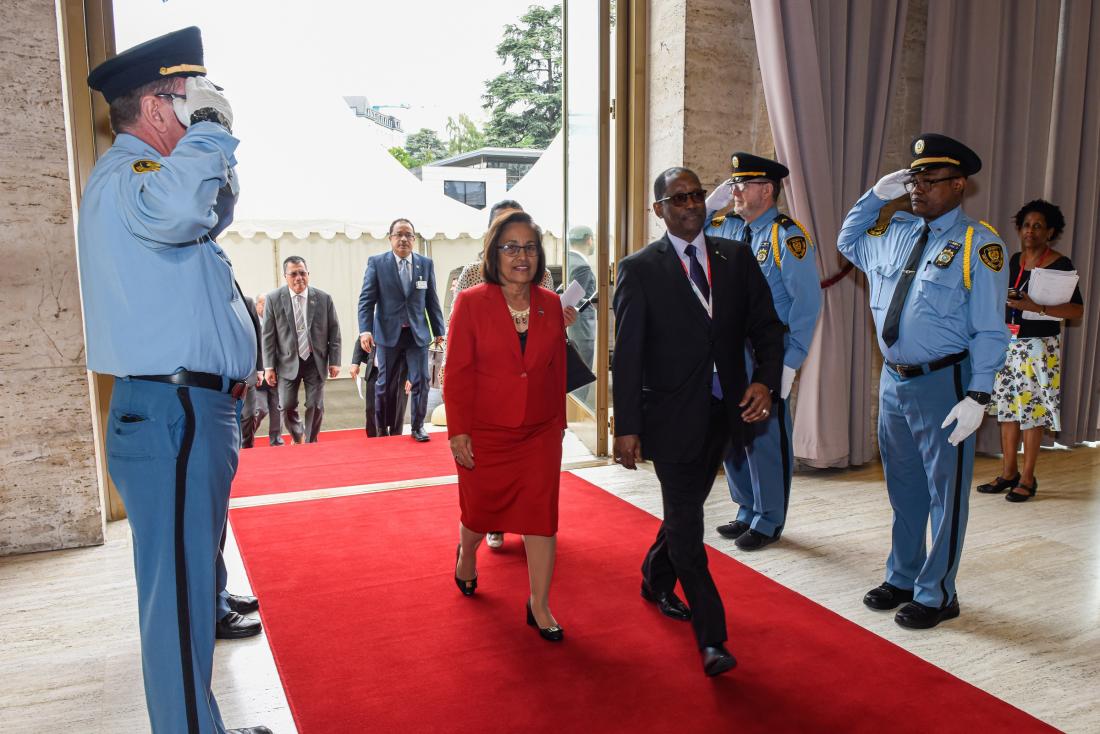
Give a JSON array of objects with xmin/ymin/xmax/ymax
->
[{"xmin": 443, "ymin": 180, "xmax": 487, "ymax": 209}]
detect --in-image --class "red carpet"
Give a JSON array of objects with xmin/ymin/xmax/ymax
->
[
  {"xmin": 230, "ymin": 475, "xmax": 1057, "ymax": 733},
  {"xmin": 233, "ymin": 432, "xmax": 455, "ymax": 498},
  {"xmin": 253, "ymin": 428, "xmax": 363, "ymax": 446}
]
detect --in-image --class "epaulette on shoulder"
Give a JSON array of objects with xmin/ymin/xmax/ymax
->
[{"xmin": 776, "ymin": 212, "xmax": 814, "ymax": 245}]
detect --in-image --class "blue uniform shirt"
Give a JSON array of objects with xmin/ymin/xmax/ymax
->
[
  {"xmin": 78, "ymin": 122, "xmax": 255, "ymax": 380},
  {"xmin": 707, "ymin": 206, "xmax": 822, "ymax": 369},
  {"xmin": 837, "ymin": 188, "xmax": 1010, "ymax": 392}
]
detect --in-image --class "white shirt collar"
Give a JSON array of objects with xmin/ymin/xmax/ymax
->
[
  {"xmin": 393, "ymin": 251, "xmax": 413, "ymax": 266},
  {"xmin": 291, "ymin": 286, "xmax": 309, "ymax": 301}
]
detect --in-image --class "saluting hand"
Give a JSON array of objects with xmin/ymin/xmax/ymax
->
[
  {"xmin": 739, "ymin": 382, "xmax": 773, "ymax": 423},
  {"xmin": 613, "ymin": 435, "xmax": 643, "ymax": 470},
  {"xmin": 450, "ymin": 434, "xmax": 474, "ymax": 469}
]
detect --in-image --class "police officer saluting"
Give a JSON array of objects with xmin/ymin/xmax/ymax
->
[
  {"xmin": 80, "ymin": 27, "xmax": 270, "ymax": 733},
  {"xmin": 838, "ymin": 134, "xmax": 1009, "ymax": 629},
  {"xmin": 705, "ymin": 153, "xmax": 822, "ymax": 550}
]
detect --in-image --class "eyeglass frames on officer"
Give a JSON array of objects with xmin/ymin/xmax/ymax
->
[
  {"xmin": 656, "ymin": 189, "xmax": 708, "ymax": 207},
  {"xmin": 498, "ymin": 243, "xmax": 539, "ymax": 258},
  {"xmin": 730, "ymin": 179, "xmax": 771, "ymax": 192},
  {"xmin": 903, "ymin": 175, "xmax": 960, "ymax": 193}
]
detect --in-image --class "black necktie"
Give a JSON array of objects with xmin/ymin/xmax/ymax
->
[
  {"xmin": 882, "ymin": 224, "xmax": 930, "ymax": 347},
  {"xmin": 683, "ymin": 244, "xmax": 710, "ymax": 302}
]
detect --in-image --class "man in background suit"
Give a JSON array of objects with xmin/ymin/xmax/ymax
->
[
  {"xmin": 240, "ymin": 295, "xmax": 264, "ymax": 448},
  {"xmin": 262, "ymin": 256, "xmax": 341, "ymax": 443},
  {"xmin": 350, "ymin": 339, "xmax": 409, "ymax": 437},
  {"xmin": 357, "ymin": 218, "xmax": 445, "ymax": 442},
  {"xmin": 612, "ymin": 167, "xmax": 785, "ymax": 676},
  {"xmin": 253, "ymin": 293, "xmax": 284, "ymax": 445}
]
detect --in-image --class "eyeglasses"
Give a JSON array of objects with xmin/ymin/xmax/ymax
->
[
  {"xmin": 153, "ymin": 93, "xmax": 185, "ymax": 102},
  {"xmin": 656, "ymin": 189, "xmax": 707, "ymax": 207},
  {"xmin": 731, "ymin": 180, "xmax": 770, "ymax": 192},
  {"xmin": 390, "ymin": 232, "xmax": 416, "ymax": 240},
  {"xmin": 903, "ymin": 175, "xmax": 960, "ymax": 193},
  {"xmin": 286, "ymin": 270, "xmax": 308, "ymax": 278},
  {"xmin": 499, "ymin": 243, "xmax": 539, "ymax": 257}
]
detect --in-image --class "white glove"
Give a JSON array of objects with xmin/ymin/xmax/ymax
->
[
  {"xmin": 872, "ymin": 169, "xmax": 909, "ymax": 200},
  {"xmin": 172, "ymin": 76, "xmax": 233, "ymax": 130},
  {"xmin": 940, "ymin": 397, "xmax": 984, "ymax": 446},
  {"xmin": 705, "ymin": 179, "xmax": 734, "ymax": 213},
  {"xmin": 780, "ymin": 365, "xmax": 797, "ymax": 400}
]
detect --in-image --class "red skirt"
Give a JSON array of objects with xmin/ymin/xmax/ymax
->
[{"xmin": 457, "ymin": 418, "xmax": 562, "ymax": 536}]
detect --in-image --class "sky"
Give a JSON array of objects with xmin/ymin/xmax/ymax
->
[{"xmin": 113, "ymin": 0, "xmax": 556, "ymax": 138}]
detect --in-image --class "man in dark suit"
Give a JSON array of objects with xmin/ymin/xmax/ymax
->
[
  {"xmin": 262, "ymin": 256, "xmax": 341, "ymax": 443},
  {"xmin": 350, "ymin": 339, "xmax": 409, "ymax": 437},
  {"xmin": 357, "ymin": 218, "xmax": 445, "ymax": 442},
  {"xmin": 612, "ymin": 167, "xmax": 785, "ymax": 676},
  {"xmin": 240, "ymin": 295, "xmax": 264, "ymax": 448},
  {"xmin": 253, "ymin": 292, "xmax": 284, "ymax": 445}
]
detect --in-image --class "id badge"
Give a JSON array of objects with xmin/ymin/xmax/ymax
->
[
  {"xmin": 1007, "ymin": 323, "xmax": 1021, "ymax": 340},
  {"xmin": 416, "ymin": 279, "xmax": 428, "ymax": 290}
]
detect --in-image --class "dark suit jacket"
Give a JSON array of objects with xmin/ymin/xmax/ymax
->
[
  {"xmin": 261, "ymin": 285, "xmax": 341, "ymax": 380},
  {"xmin": 611, "ymin": 234, "xmax": 785, "ymax": 462},
  {"xmin": 444, "ymin": 283, "xmax": 567, "ymax": 437},
  {"xmin": 357, "ymin": 251, "xmax": 445, "ymax": 348}
]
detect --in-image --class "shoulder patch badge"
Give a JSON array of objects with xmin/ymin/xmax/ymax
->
[
  {"xmin": 132, "ymin": 159, "xmax": 161, "ymax": 174},
  {"xmin": 934, "ymin": 241, "xmax": 962, "ymax": 268},
  {"xmin": 756, "ymin": 244, "xmax": 770, "ymax": 264},
  {"xmin": 710, "ymin": 215, "xmax": 726, "ymax": 228},
  {"xmin": 979, "ymin": 243, "xmax": 1004, "ymax": 272},
  {"xmin": 866, "ymin": 221, "xmax": 889, "ymax": 237},
  {"xmin": 786, "ymin": 236, "xmax": 808, "ymax": 260}
]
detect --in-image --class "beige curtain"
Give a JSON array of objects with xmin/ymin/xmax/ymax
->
[
  {"xmin": 922, "ymin": 0, "xmax": 1100, "ymax": 447},
  {"xmin": 750, "ymin": 0, "xmax": 909, "ymax": 467}
]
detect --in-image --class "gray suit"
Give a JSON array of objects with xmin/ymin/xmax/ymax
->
[{"xmin": 262, "ymin": 285, "xmax": 341, "ymax": 443}]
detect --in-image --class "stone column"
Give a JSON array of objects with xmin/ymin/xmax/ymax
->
[
  {"xmin": 0, "ymin": 1, "xmax": 103, "ymax": 555},
  {"xmin": 647, "ymin": 0, "xmax": 773, "ymax": 241}
]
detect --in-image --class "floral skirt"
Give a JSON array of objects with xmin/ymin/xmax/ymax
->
[{"xmin": 989, "ymin": 335, "xmax": 1062, "ymax": 431}]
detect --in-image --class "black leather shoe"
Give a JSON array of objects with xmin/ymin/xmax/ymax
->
[
  {"xmin": 216, "ymin": 612, "xmax": 262, "ymax": 639},
  {"xmin": 977, "ymin": 473, "xmax": 1019, "ymax": 494},
  {"xmin": 863, "ymin": 582, "xmax": 914, "ymax": 610},
  {"xmin": 640, "ymin": 582, "xmax": 691, "ymax": 621},
  {"xmin": 894, "ymin": 597, "xmax": 960, "ymax": 629},
  {"xmin": 225, "ymin": 593, "xmax": 259, "ymax": 615},
  {"xmin": 454, "ymin": 543, "xmax": 477, "ymax": 596},
  {"xmin": 412, "ymin": 427, "xmax": 431, "ymax": 442},
  {"xmin": 1006, "ymin": 478, "xmax": 1038, "ymax": 502},
  {"xmin": 734, "ymin": 529, "xmax": 779, "ymax": 551},
  {"xmin": 700, "ymin": 645, "xmax": 737, "ymax": 676},
  {"xmin": 526, "ymin": 600, "xmax": 564, "ymax": 642},
  {"xmin": 227, "ymin": 727, "xmax": 273, "ymax": 734},
  {"xmin": 716, "ymin": 520, "xmax": 750, "ymax": 539},
  {"xmin": 269, "ymin": 436, "xmax": 285, "ymax": 447}
]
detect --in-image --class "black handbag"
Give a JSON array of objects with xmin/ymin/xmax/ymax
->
[{"xmin": 566, "ymin": 339, "xmax": 597, "ymax": 393}]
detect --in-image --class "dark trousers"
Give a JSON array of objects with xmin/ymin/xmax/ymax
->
[
  {"xmin": 642, "ymin": 398, "xmax": 731, "ymax": 648},
  {"xmin": 376, "ymin": 327, "xmax": 428, "ymax": 433},
  {"xmin": 363, "ymin": 355, "xmax": 409, "ymax": 437},
  {"xmin": 257, "ymin": 384, "xmax": 283, "ymax": 444},
  {"xmin": 279, "ymin": 355, "xmax": 325, "ymax": 443}
]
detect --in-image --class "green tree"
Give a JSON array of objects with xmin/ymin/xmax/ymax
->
[
  {"xmin": 445, "ymin": 114, "xmax": 487, "ymax": 156},
  {"xmin": 404, "ymin": 128, "xmax": 447, "ymax": 165},
  {"xmin": 482, "ymin": 4, "xmax": 562, "ymax": 149},
  {"xmin": 388, "ymin": 146, "xmax": 417, "ymax": 168}
]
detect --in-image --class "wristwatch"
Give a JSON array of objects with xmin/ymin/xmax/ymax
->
[
  {"xmin": 966, "ymin": 390, "xmax": 991, "ymax": 405},
  {"xmin": 190, "ymin": 107, "xmax": 232, "ymax": 132}
]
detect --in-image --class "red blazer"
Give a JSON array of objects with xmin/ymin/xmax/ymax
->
[{"xmin": 445, "ymin": 283, "xmax": 567, "ymax": 436}]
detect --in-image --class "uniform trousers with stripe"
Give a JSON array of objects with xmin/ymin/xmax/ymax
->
[
  {"xmin": 108, "ymin": 377, "xmax": 240, "ymax": 734},
  {"xmin": 723, "ymin": 396, "xmax": 792, "ymax": 538},
  {"xmin": 879, "ymin": 360, "xmax": 974, "ymax": 609}
]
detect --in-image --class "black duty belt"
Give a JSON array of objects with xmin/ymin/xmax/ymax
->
[
  {"xmin": 133, "ymin": 370, "xmax": 248, "ymax": 399},
  {"xmin": 886, "ymin": 350, "xmax": 968, "ymax": 379}
]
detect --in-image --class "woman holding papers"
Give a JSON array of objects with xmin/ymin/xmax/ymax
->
[{"xmin": 978, "ymin": 200, "xmax": 1084, "ymax": 502}]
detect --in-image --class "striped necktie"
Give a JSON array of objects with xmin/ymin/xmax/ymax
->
[{"xmin": 294, "ymin": 293, "xmax": 310, "ymax": 359}]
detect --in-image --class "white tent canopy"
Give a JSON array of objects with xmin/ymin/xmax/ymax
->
[
  {"xmin": 227, "ymin": 83, "xmax": 486, "ymax": 241},
  {"xmin": 505, "ymin": 130, "xmax": 564, "ymax": 237}
]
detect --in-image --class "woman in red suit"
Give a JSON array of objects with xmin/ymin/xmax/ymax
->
[{"xmin": 445, "ymin": 210, "xmax": 568, "ymax": 642}]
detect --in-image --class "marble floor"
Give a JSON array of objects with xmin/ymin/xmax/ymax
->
[{"xmin": 1, "ymin": 443, "xmax": 1097, "ymax": 733}]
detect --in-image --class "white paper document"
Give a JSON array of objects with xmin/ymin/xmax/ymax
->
[
  {"xmin": 1022, "ymin": 268, "xmax": 1078, "ymax": 321},
  {"xmin": 356, "ymin": 374, "xmax": 365, "ymax": 400},
  {"xmin": 560, "ymin": 279, "xmax": 586, "ymax": 309}
]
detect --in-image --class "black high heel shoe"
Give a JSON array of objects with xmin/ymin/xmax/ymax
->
[
  {"xmin": 454, "ymin": 543, "xmax": 477, "ymax": 596},
  {"xmin": 526, "ymin": 600, "xmax": 563, "ymax": 642},
  {"xmin": 977, "ymin": 473, "xmax": 1020, "ymax": 494},
  {"xmin": 1005, "ymin": 478, "xmax": 1038, "ymax": 502}
]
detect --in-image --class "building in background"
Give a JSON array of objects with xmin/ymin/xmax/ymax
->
[{"xmin": 344, "ymin": 95, "xmax": 406, "ymax": 149}]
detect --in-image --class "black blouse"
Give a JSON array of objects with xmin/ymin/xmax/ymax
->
[{"xmin": 1005, "ymin": 251, "xmax": 1083, "ymax": 338}]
